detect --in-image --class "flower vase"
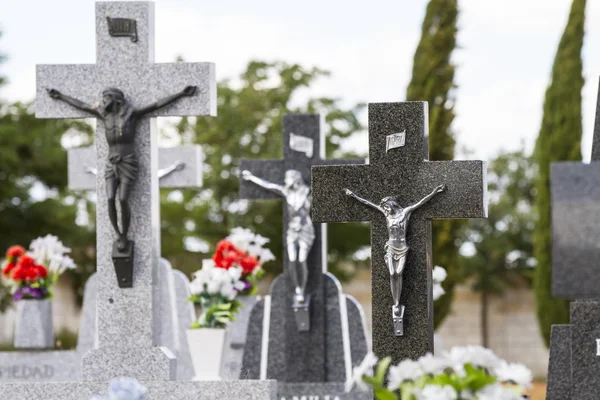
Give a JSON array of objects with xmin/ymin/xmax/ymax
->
[
  {"xmin": 186, "ymin": 328, "xmax": 227, "ymax": 380},
  {"xmin": 14, "ymin": 299, "xmax": 54, "ymax": 349}
]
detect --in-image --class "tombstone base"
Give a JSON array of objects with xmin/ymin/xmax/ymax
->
[
  {"xmin": 82, "ymin": 346, "xmax": 175, "ymax": 382},
  {"xmin": 0, "ymin": 379, "xmax": 277, "ymax": 400},
  {"xmin": 292, "ymin": 294, "xmax": 311, "ymax": 332},
  {"xmin": 278, "ymin": 382, "xmax": 372, "ymax": 400},
  {"xmin": 112, "ymin": 240, "xmax": 134, "ymax": 288},
  {"xmin": 0, "ymin": 351, "xmax": 80, "ymax": 383},
  {"xmin": 546, "ymin": 324, "xmax": 572, "ymax": 400}
]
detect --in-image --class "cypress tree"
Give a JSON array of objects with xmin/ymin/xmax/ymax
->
[
  {"xmin": 533, "ymin": 0, "xmax": 585, "ymax": 347},
  {"xmin": 405, "ymin": 0, "xmax": 460, "ymax": 327}
]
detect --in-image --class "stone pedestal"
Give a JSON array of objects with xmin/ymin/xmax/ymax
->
[{"xmin": 14, "ymin": 299, "xmax": 54, "ymax": 350}]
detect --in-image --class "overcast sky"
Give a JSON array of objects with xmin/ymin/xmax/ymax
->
[{"xmin": 1, "ymin": 0, "xmax": 599, "ymax": 161}]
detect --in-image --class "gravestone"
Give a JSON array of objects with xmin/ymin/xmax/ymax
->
[
  {"xmin": 0, "ymin": 2, "xmax": 275, "ymax": 398},
  {"xmin": 546, "ymin": 79, "xmax": 600, "ymax": 400},
  {"xmin": 311, "ymin": 102, "xmax": 487, "ymax": 365},
  {"xmin": 220, "ymin": 295, "xmax": 259, "ymax": 380},
  {"xmin": 239, "ymin": 114, "xmax": 371, "ymax": 399},
  {"xmin": 69, "ymin": 144, "xmax": 202, "ymax": 380}
]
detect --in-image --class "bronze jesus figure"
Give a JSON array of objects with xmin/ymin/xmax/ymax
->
[
  {"xmin": 343, "ymin": 184, "xmax": 445, "ymax": 335},
  {"xmin": 47, "ymin": 86, "xmax": 196, "ymax": 251}
]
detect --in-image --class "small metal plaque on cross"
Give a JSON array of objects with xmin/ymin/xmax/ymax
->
[
  {"xmin": 386, "ymin": 130, "xmax": 406, "ymax": 153},
  {"xmin": 289, "ymin": 132, "xmax": 314, "ymax": 158}
]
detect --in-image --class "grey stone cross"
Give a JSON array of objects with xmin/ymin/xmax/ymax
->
[
  {"xmin": 311, "ymin": 102, "xmax": 487, "ymax": 365},
  {"xmin": 35, "ymin": 2, "xmax": 215, "ymax": 381},
  {"xmin": 239, "ymin": 114, "xmax": 367, "ymax": 385}
]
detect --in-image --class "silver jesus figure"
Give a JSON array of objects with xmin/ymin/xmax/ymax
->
[
  {"xmin": 242, "ymin": 169, "xmax": 315, "ymax": 307},
  {"xmin": 343, "ymin": 184, "xmax": 446, "ymax": 335}
]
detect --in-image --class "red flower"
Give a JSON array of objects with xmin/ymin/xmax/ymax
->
[
  {"xmin": 6, "ymin": 245, "xmax": 25, "ymax": 262},
  {"xmin": 213, "ymin": 240, "xmax": 244, "ymax": 270},
  {"xmin": 11, "ymin": 255, "xmax": 44, "ymax": 281},
  {"xmin": 2, "ymin": 262, "xmax": 16, "ymax": 277},
  {"xmin": 240, "ymin": 255, "xmax": 259, "ymax": 274}
]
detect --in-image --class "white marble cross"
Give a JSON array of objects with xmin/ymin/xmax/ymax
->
[{"xmin": 35, "ymin": 2, "xmax": 215, "ymax": 381}]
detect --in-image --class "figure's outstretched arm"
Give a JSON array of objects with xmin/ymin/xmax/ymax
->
[
  {"xmin": 134, "ymin": 86, "xmax": 196, "ymax": 116},
  {"xmin": 46, "ymin": 89, "xmax": 101, "ymax": 117},
  {"xmin": 241, "ymin": 170, "xmax": 284, "ymax": 195},
  {"xmin": 343, "ymin": 188, "xmax": 383, "ymax": 213},
  {"xmin": 405, "ymin": 184, "xmax": 446, "ymax": 214}
]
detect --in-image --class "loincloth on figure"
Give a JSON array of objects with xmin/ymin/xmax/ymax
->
[
  {"xmin": 385, "ymin": 241, "xmax": 409, "ymax": 260},
  {"xmin": 287, "ymin": 216, "xmax": 315, "ymax": 246},
  {"xmin": 105, "ymin": 153, "xmax": 139, "ymax": 183}
]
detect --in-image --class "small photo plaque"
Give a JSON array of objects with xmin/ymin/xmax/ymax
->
[
  {"xmin": 386, "ymin": 130, "xmax": 406, "ymax": 153},
  {"xmin": 289, "ymin": 133, "xmax": 314, "ymax": 158}
]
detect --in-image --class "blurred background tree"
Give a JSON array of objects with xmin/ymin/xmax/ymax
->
[
  {"xmin": 160, "ymin": 61, "xmax": 370, "ymax": 281},
  {"xmin": 0, "ymin": 30, "xmax": 95, "ymax": 307},
  {"xmin": 459, "ymin": 149, "xmax": 536, "ymax": 347},
  {"xmin": 405, "ymin": 0, "xmax": 461, "ymax": 328},
  {"xmin": 533, "ymin": 0, "xmax": 585, "ymax": 347}
]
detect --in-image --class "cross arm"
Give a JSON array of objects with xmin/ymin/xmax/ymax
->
[
  {"xmin": 133, "ymin": 86, "xmax": 194, "ymax": 117},
  {"xmin": 239, "ymin": 159, "xmax": 285, "ymax": 200},
  {"xmin": 311, "ymin": 164, "xmax": 374, "ymax": 223},
  {"xmin": 420, "ymin": 160, "xmax": 488, "ymax": 219}
]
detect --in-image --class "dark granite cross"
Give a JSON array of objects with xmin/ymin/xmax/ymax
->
[
  {"xmin": 239, "ymin": 114, "xmax": 365, "ymax": 383},
  {"xmin": 311, "ymin": 102, "xmax": 487, "ymax": 364}
]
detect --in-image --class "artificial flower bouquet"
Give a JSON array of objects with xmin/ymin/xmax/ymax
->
[
  {"xmin": 348, "ymin": 346, "xmax": 532, "ymax": 400},
  {"xmin": 1, "ymin": 235, "xmax": 76, "ymax": 301},
  {"xmin": 188, "ymin": 228, "xmax": 275, "ymax": 328}
]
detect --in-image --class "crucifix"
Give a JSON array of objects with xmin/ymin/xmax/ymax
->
[
  {"xmin": 311, "ymin": 102, "xmax": 487, "ymax": 364},
  {"xmin": 239, "ymin": 114, "xmax": 365, "ymax": 383},
  {"xmin": 35, "ymin": 1, "xmax": 215, "ymax": 380}
]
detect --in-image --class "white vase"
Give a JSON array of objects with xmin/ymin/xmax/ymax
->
[
  {"xmin": 186, "ymin": 328, "xmax": 227, "ymax": 380},
  {"xmin": 14, "ymin": 299, "xmax": 55, "ymax": 349}
]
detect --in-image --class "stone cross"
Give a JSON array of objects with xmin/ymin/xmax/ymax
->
[
  {"xmin": 68, "ymin": 145, "xmax": 203, "ymax": 190},
  {"xmin": 239, "ymin": 114, "xmax": 367, "ymax": 384},
  {"xmin": 35, "ymin": 2, "xmax": 215, "ymax": 381},
  {"xmin": 311, "ymin": 102, "xmax": 487, "ymax": 364}
]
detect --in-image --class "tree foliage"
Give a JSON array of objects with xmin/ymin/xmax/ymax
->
[
  {"xmin": 460, "ymin": 150, "xmax": 535, "ymax": 347},
  {"xmin": 405, "ymin": 0, "xmax": 461, "ymax": 328},
  {"xmin": 533, "ymin": 0, "xmax": 585, "ymax": 347},
  {"xmin": 160, "ymin": 61, "xmax": 370, "ymax": 280}
]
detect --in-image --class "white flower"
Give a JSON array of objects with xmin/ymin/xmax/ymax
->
[
  {"xmin": 48, "ymin": 254, "xmax": 76, "ymax": 275},
  {"xmin": 227, "ymin": 266, "xmax": 243, "ymax": 281},
  {"xmin": 418, "ymin": 352, "xmax": 449, "ymax": 375},
  {"xmin": 494, "ymin": 361, "xmax": 532, "ymax": 387},
  {"xmin": 106, "ymin": 377, "xmax": 147, "ymax": 400},
  {"xmin": 226, "ymin": 227, "xmax": 255, "ymax": 251},
  {"xmin": 444, "ymin": 346, "xmax": 502, "ymax": 372},
  {"xmin": 412, "ymin": 384, "xmax": 457, "ymax": 400},
  {"xmin": 432, "ymin": 266, "xmax": 447, "ymax": 283},
  {"xmin": 387, "ymin": 359, "xmax": 424, "ymax": 390},
  {"xmin": 345, "ymin": 351, "xmax": 378, "ymax": 392},
  {"xmin": 432, "ymin": 282, "xmax": 446, "ymax": 301},
  {"xmin": 30, "ymin": 234, "xmax": 71, "ymax": 264},
  {"xmin": 477, "ymin": 383, "xmax": 523, "ymax": 400},
  {"xmin": 258, "ymin": 248, "xmax": 276, "ymax": 263}
]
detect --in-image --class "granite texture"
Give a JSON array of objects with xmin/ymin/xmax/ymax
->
[
  {"xmin": 277, "ymin": 382, "xmax": 372, "ymax": 400},
  {"xmin": 172, "ymin": 269, "xmax": 196, "ymax": 380},
  {"xmin": 241, "ymin": 297, "xmax": 267, "ymax": 379},
  {"xmin": 68, "ymin": 145, "xmax": 204, "ymax": 190},
  {"xmin": 14, "ymin": 299, "xmax": 55, "ymax": 349},
  {"xmin": 324, "ymin": 273, "xmax": 351, "ymax": 383},
  {"xmin": 345, "ymin": 295, "xmax": 370, "ymax": 369},
  {"xmin": 546, "ymin": 325, "xmax": 571, "ymax": 400},
  {"xmin": 220, "ymin": 295, "xmax": 259, "ymax": 380},
  {"xmin": 569, "ymin": 301, "xmax": 600, "ymax": 399},
  {"xmin": 551, "ymin": 162, "xmax": 600, "ymax": 298},
  {"xmin": 77, "ymin": 273, "xmax": 98, "ymax": 353},
  {"xmin": 155, "ymin": 258, "xmax": 179, "ymax": 374},
  {"xmin": 312, "ymin": 102, "xmax": 487, "ymax": 364},
  {"xmin": 592, "ymin": 78, "xmax": 600, "ymax": 161},
  {"xmin": 0, "ymin": 380, "xmax": 277, "ymax": 400},
  {"xmin": 0, "ymin": 351, "xmax": 80, "ymax": 382},
  {"xmin": 35, "ymin": 1, "xmax": 216, "ymax": 380}
]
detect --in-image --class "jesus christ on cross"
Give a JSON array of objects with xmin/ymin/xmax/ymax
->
[
  {"xmin": 47, "ymin": 86, "xmax": 197, "ymax": 251},
  {"xmin": 343, "ymin": 184, "xmax": 446, "ymax": 324}
]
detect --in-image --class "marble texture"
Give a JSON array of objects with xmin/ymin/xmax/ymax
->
[
  {"xmin": 311, "ymin": 102, "xmax": 487, "ymax": 364},
  {"xmin": 34, "ymin": 1, "xmax": 216, "ymax": 381},
  {"xmin": 68, "ymin": 145, "xmax": 204, "ymax": 190},
  {"xmin": 239, "ymin": 114, "xmax": 368, "ymax": 383},
  {"xmin": 14, "ymin": 299, "xmax": 55, "ymax": 349},
  {"xmin": 0, "ymin": 380, "xmax": 277, "ymax": 400},
  {"xmin": 546, "ymin": 325, "xmax": 571, "ymax": 400}
]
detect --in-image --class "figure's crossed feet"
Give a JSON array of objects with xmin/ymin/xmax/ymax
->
[{"xmin": 117, "ymin": 236, "xmax": 128, "ymax": 251}]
